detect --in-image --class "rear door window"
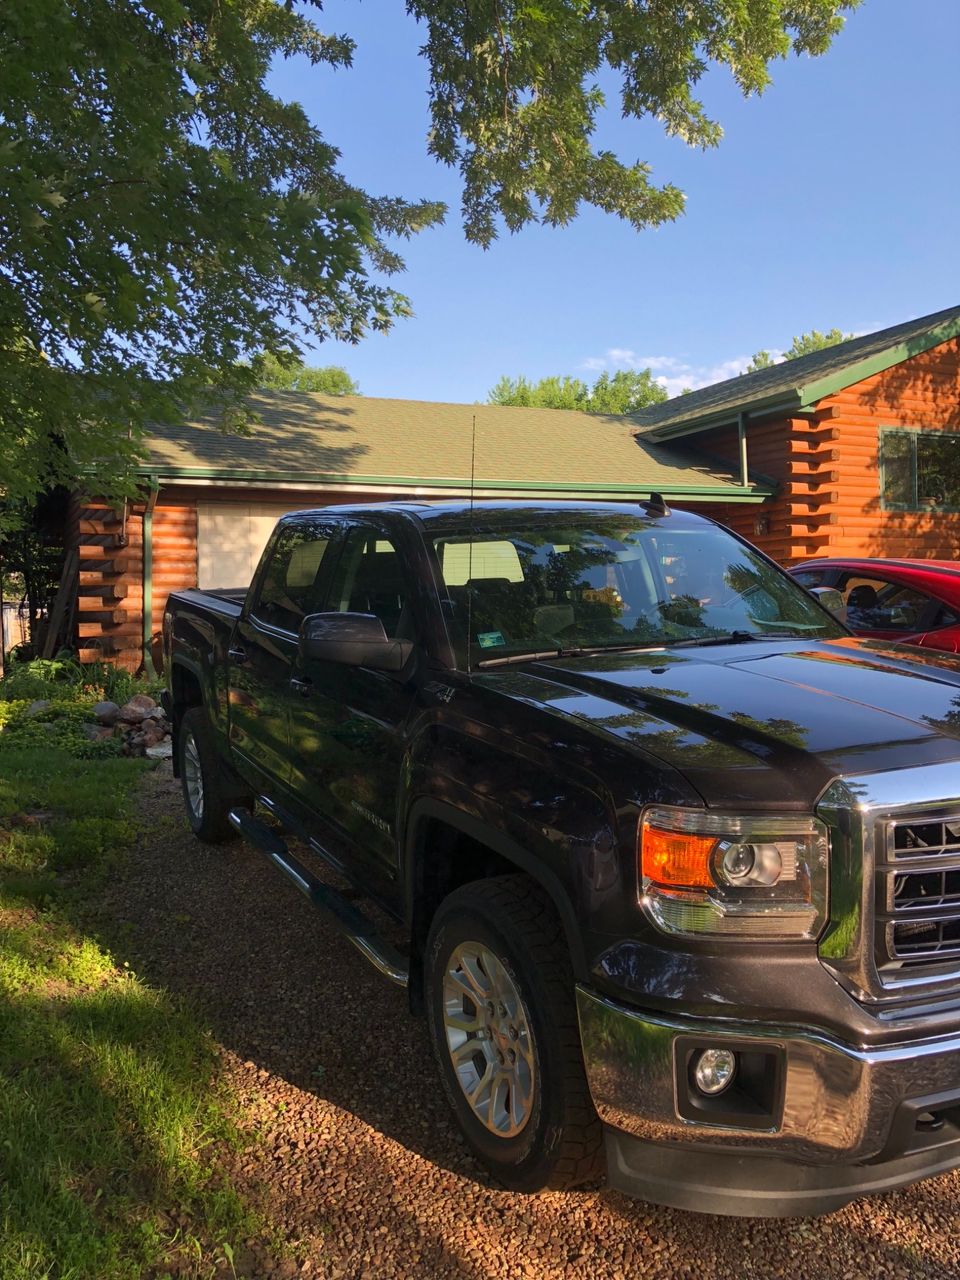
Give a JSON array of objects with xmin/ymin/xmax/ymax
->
[{"xmin": 324, "ymin": 526, "xmax": 413, "ymax": 640}]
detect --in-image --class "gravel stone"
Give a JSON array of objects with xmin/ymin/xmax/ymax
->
[{"xmin": 90, "ymin": 766, "xmax": 960, "ymax": 1280}]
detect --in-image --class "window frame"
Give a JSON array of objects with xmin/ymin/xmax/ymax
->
[{"xmin": 880, "ymin": 426, "xmax": 960, "ymax": 513}]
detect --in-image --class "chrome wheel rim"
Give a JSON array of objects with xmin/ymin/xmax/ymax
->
[
  {"xmin": 442, "ymin": 941, "xmax": 536, "ymax": 1138},
  {"xmin": 183, "ymin": 731, "xmax": 204, "ymax": 821}
]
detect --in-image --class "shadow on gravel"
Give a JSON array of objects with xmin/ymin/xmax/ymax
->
[{"xmin": 90, "ymin": 768, "xmax": 482, "ymax": 1185}]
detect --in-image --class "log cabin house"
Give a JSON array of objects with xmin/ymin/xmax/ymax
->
[{"xmin": 67, "ymin": 304, "xmax": 960, "ymax": 672}]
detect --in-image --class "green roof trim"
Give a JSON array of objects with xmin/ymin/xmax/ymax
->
[
  {"xmin": 140, "ymin": 463, "xmax": 773, "ymax": 502},
  {"xmin": 636, "ymin": 305, "xmax": 960, "ymax": 441}
]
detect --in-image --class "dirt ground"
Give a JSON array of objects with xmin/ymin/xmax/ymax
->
[{"xmin": 94, "ymin": 765, "xmax": 960, "ymax": 1279}]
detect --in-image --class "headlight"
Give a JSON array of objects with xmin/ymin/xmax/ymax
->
[{"xmin": 639, "ymin": 806, "xmax": 828, "ymax": 940}]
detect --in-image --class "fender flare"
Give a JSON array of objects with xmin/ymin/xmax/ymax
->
[{"xmin": 403, "ymin": 796, "xmax": 588, "ymax": 983}]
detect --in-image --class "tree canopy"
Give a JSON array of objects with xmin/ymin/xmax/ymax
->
[
  {"xmin": 256, "ymin": 354, "xmax": 359, "ymax": 396},
  {"xmin": 746, "ymin": 327, "xmax": 855, "ymax": 372},
  {"xmin": 489, "ymin": 368, "xmax": 667, "ymax": 415},
  {"xmin": 1, "ymin": 0, "xmax": 858, "ymax": 508}
]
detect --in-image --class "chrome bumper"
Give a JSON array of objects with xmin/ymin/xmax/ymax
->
[{"xmin": 576, "ymin": 986, "xmax": 960, "ymax": 1165}]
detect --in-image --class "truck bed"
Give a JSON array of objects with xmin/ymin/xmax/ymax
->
[{"xmin": 168, "ymin": 587, "xmax": 245, "ymax": 622}]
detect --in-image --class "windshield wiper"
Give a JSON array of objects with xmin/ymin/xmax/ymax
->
[
  {"xmin": 669, "ymin": 630, "xmax": 812, "ymax": 648},
  {"xmin": 476, "ymin": 642, "xmax": 663, "ymax": 668}
]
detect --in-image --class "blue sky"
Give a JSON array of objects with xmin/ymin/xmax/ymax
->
[{"xmin": 272, "ymin": 0, "xmax": 960, "ymax": 403}]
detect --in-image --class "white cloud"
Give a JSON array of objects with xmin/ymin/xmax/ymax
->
[{"xmin": 580, "ymin": 346, "xmax": 777, "ymax": 397}]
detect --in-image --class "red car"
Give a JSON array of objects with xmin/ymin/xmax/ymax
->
[{"xmin": 790, "ymin": 558, "xmax": 960, "ymax": 653}]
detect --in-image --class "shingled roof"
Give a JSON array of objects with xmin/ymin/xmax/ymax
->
[
  {"xmin": 142, "ymin": 393, "xmax": 773, "ymax": 502},
  {"xmin": 633, "ymin": 304, "xmax": 960, "ymax": 441}
]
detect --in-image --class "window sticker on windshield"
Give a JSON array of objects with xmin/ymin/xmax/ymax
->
[{"xmin": 477, "ymin": 630, "xmax": 506, "ymax": 649}]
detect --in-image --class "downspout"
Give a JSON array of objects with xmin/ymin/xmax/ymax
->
[
  {"xmin": 142, "ymin": 478, "xmax": 159, "ymax": 674},
  {"xmin": 738, "ymin": 412, "xmax": 749, "ymax": 489}
]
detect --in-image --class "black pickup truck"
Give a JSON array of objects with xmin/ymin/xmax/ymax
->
[{"xmin": 163, "ymin": 499, "xmax": 960, "ymax": 1216}]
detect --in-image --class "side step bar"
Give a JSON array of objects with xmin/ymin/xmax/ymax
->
[{"xmin": 228, "ymin": 807, "xmax": 409, "ymax": 988}]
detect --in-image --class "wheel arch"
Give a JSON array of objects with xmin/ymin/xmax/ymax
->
[
  {"xmin": 403, "ymin": 798, "xmax": 588, "ymax": 1012},
  {"xmin": 168, "ymin": 657, "xmax": 205, "ymax": 777}
]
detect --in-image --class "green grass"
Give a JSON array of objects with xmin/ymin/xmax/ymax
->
[{"xmin": 0, "ymin": 749, "xmax": 263, "ymax": 1280}]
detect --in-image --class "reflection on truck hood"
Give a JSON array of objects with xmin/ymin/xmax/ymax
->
[{"xmin": 477, "ymin": 636, "xmax": 960, "ymax": 809}]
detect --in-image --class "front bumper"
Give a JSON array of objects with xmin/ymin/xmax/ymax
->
[{"xmin": 576, "ymin": 986, "xmax": 960, "ymax": 1215}]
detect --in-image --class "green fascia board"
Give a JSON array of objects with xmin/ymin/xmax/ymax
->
[
  {"xmin": 795, "ymin": 314, "xmax": 960, "ymax": 405},
  {"xmin": 644, "ymin": 312, "xmax": 960, "ymax": 443},
  {"xmin": 132, "ymin": 464, "xmax": 774, "ymax": 501}
]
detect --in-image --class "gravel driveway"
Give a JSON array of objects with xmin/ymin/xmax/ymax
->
[{"xmin": 97, "ymin": 766, "xmax": 960, "ymax": 1279}]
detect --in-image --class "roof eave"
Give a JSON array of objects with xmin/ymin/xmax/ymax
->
[
  {"xmin": 129, "ymin": 464, "xmax": 774, "ymax": 503},
  {"xmin": 642, "ymin": 393, "xmax": 805, "ymax": 442},
  {"xmin": 642, "ymin": 312, "xmax": 960, "ymax": 442},
  {"xmin": 796, "ymin": 313, "xmax": 960, "ymax": 405}
]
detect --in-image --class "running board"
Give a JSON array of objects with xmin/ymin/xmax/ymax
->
[{"xmin": 228, "ymin": 807, "xmax": 409, "ymax": 988}]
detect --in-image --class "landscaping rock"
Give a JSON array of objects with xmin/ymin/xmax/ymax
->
[
  {"xmin": 83, "ymin": 723, "xmax": 116, "ymax": 742},
  {"xmin": 145, "ymin": 741, "xmax": 173, "ymax": 760},
  {"xmin": 117, "ymin": 701, "xmax": 151, "ymax": 723},
  {"xmin": 25, "ymin": 699, "xmax": 51, "ymax": 718},
  {"xmin": 93, "ymin": 700, "xmax": 121, "ymax": 726},
  {"xmin": 127, "ymin": 693, "xmax": 158, "ymax": 713}
]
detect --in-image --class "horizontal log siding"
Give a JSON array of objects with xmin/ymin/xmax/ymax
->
[
  {"xmin": 675, "ymin": 416, "xmax": 833, "ymax": 564},
  {"xmin": 74, "ymin": 494, "xmax": 198, "ymax": 671},
  {"xmin": 73, "ymin": 500, "xmax": 143, "ymax": 670},
  {"xmin": 812, "ymin": 336, "xmax": 960, "ymax": 561}
]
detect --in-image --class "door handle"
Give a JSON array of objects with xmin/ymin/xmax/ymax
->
[
  {"xmin": 290, "ymin": 677, "xmax": 313, "ymax": 697},
  {"xmin": 227, "ymin": 646, "xmax": 247, "ymax": 665}
]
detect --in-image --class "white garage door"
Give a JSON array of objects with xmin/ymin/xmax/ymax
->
[{"xmin": 197, "ymin": 502, "xmax": 307, "ymax": 589}]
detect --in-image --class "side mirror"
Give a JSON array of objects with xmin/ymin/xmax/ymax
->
[
  {"xmin": 808, "ymin": 586, "xmax": 847, "ymax": 620},
  {"xmin": 298, "ymin": 612, "xmax": 413, "ymax": 672}
]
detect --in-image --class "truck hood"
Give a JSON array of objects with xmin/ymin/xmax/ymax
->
[{"xmin": 477, "ymin": 636, "xmax": 960, "ymax": 809}]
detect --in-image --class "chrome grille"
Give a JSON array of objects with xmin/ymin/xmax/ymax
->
[{"xmin": 881, "ymin": 815, "xmax": 960, "ymax": 968}]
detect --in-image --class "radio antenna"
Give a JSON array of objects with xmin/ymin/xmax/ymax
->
[{"xmin": 466, "ymin": 412, "xmax": 477, "ymax": 673}]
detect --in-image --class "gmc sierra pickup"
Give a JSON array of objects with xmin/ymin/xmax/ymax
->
[{"xmin": 163, "ymin": 499, "xmax": 960, "ymax": 1216}]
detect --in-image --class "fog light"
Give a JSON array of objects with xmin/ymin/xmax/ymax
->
[{"xmin": 693, "ymin": 1047, "xmax": 736, "ymax": 1096}]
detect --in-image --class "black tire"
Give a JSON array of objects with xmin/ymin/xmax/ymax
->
[
  {"xmin": 425, "ymin": 874, "xmax": 604, "ymax": 1192},
  {"xmin": 178, "ymin": 706, "xmax": 247, "ymax": 844}
]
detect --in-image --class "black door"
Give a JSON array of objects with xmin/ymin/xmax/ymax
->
[
  {"xmin": 287, "ymin": 522, "xmax": 418, "ymax": 890},
  {"xmin": 228, "ymin": 517, "xmax": 337, "ymax": 795}
]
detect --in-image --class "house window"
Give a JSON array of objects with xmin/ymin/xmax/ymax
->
[{"xmin": 881, "ymin": 428, "xmax": 960, "ymax": 511}]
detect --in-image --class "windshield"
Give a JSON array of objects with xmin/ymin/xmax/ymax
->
[{"xmin": 431, "ymin": 514, "xmax": 845, "ymax": 666}]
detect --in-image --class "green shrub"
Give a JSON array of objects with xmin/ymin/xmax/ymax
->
[
  {"xmin": 0, "ymin": 699, "xmax": 121, "ymax": 759},
  {"xmin": 0, "ymin": 654, "xmax": 162, "ymax": 708}
]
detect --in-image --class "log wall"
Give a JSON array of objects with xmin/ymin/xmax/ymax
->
[{"xmin": 685, "ymin": 336, "xmax": 960, "ymax": 566}]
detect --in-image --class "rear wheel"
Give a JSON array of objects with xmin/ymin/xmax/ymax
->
[
  {"xmin": 425, "ymin": 874, "xmax": 604, "ymax": 1192},
  {"xmin": 178, "ymin": 706, "xmax": 247, "ymax": 843}
]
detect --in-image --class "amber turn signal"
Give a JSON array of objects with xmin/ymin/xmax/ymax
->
[{"xmin": 641, "ymin": 821, "xmax": 717, "ymax": 889}]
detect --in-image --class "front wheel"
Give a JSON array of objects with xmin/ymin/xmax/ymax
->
[
  {"xmin": 178, "ymin": 706, "xmax": 246, "ymax": 843},
  {"xmin": 425, "ymin": 874, "xmax": 604, "ymax": 1192}
]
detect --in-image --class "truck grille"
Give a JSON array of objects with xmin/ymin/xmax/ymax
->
[{"xmin": 882, "ymin": 817, "xmax": 960, "ymax": 967}]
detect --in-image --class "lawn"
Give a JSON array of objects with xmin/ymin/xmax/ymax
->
[{"xmin": 0, "ymin": 748, "xmax": 262, "ymax": 1280}]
